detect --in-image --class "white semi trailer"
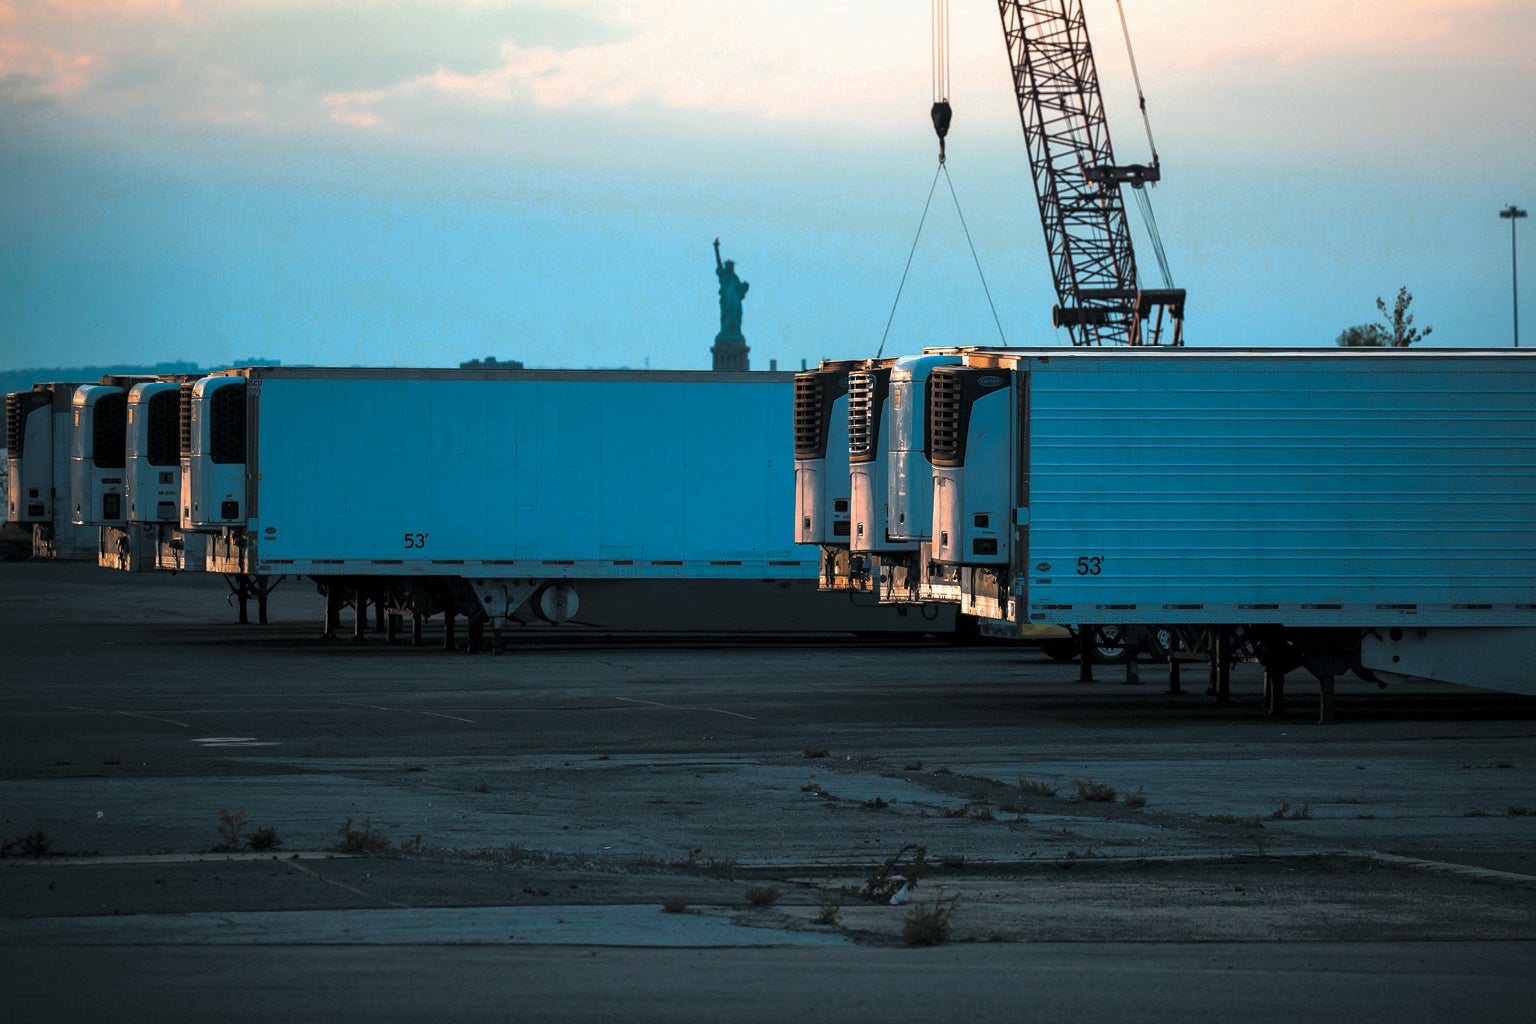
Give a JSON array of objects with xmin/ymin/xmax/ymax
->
[
  {"xmin": 175, "ymin": 366, "xmax": 949, "ymax": 640},
  {"xmin": 909, "ymin": 347, "xmax": 1536, "ymax": 709}
]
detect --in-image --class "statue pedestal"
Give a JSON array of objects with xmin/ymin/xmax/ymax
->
[{"xmin": 712, "ymin": 334, "xmax": 750, "ymax": 372}]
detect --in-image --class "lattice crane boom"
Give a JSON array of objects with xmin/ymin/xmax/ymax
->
[{"xmin": 997, "ymin": 0, "xmax": 1183, "ymax": 345}]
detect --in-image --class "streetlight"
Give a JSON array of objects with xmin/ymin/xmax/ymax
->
[{"xmin": 1499, "ymin": 204, "xmax": 1526, "ymax": 347}]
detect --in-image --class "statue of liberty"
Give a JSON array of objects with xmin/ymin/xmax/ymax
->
[{"xmin": 713, "ymin": 237, "xmax": 749, "ymax": 341}]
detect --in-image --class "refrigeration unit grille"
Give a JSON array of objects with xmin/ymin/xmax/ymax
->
[
  {"xmin": 927, "ymin": 369, "xmax": 964, "ymax": 465},
  {"xmin": 208, "ymin": 383, "xmax": 246, "ymax": 464},
  {"xmin": 794, "ymin": 372, "xmax": 829, "ymax": 459},
  {"xmin": 5, "ymin": 394, "xmax": 22, "ymax": 455},
  {"xmin": 6, "ymin": 391, "xmax": 48, "ymax": 457},
  {"xmin": 178, "ymin": 383, "xmax": 195, "ymax": 459},
  {"xmin": 92, "ymin": 391, "xmax": 127, "ymax": 468},
  {"xmin": 145, "ymin": 389, "xmax": 181, "ymax": 466},
  {"xmin": 846, "ymin": 372, "xmax": 874, "ymax": 460}
]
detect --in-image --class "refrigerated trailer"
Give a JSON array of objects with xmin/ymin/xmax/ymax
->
[
  {"xmin": 916, "ymin": 347, "xmax": 1536, "ymax": 701},
  {"xmin": 177, "ymin": 366, "xmax": 948, "ymax": 638}
]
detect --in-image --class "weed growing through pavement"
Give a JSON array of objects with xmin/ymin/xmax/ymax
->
[
  {"xmin": 0, "ymin": 830, "xmax": 53, "ymax": 858},
  {"xmin": 902, "ymin": 890, "xmax": 960, "ymax": 946},
  {"xmin": 1267, "ymin": 803, "xmax": 1312, "ymax": 821},
  {"xmin": 334, "ymin": 816, "xmax": 392, "ymax": 854},
  {"xmin": 1017, "ymin": 776, "xmax": 1058, "ymax": 798},
  {"xmin": 861, "ymin": 843, "xmax": 926, "ymax": 903},
  {"xmin": 745, "ymin": 887, "xmax": 782, "ymax": 908},
  {"xmin": 215, "ymin": 809, "xmax": 248, "ymax": 851},
  {"xmin": 1071, "ymin": 779, "xmax": 1117, "ymax": 803},
  {"xmin": 247, "ymin": 826, "xmax": 282, "ymax": 851},
  {"xmin": 1207, "ymin": 814, "xmax": 1265, "ymax": 829}
]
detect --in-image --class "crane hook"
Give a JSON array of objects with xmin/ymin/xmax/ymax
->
[{"xmin": 931, "ymin": 100, "xmax": 952, "ymax": 164}]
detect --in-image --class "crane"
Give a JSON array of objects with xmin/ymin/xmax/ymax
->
[{"xmin": 995, "ymin": 1, "xmax": 1184, "ymax": 345}]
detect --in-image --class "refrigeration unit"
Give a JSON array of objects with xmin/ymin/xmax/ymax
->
[
  {"xmin": 5, "ymin": 384, "xmax": 99, "ymax": 559},
  {"xmin": 69, "ymin": 384, "xmax": 129, "ymax": 528},
  {"xmin": 793, "ymin": 361, "xmax": 857, "ymax": 590},
  {"xmin": 6, "ymin": 389, "xmax": 52, "ymax": 525},
  {"xmin": 180, "ymin": 376, "xmax": 248, "ymax": 532}
]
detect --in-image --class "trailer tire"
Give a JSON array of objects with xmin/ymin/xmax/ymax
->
[{"xmin": 1091, "ymin": 624, "xmax": 1130, "ymax": 664}]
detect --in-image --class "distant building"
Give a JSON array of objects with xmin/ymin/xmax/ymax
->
[{"xmin": 460, "ymin": 356, "xmax": 525, "ymax": 370}]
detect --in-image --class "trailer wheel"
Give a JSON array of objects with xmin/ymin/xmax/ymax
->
[{"xmin": 1091, "ymin": 624, "xmax": 1130, "ymax": 664}]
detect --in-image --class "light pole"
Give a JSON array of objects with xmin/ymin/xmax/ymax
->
[{"xmin": 1500, "ymin": 204, "xmax": 1526, "ymax": 347}]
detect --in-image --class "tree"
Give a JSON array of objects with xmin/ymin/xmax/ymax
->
[{"xmin": 1335, "ymin": 286, "xmax": 1432, "ymax": 347}]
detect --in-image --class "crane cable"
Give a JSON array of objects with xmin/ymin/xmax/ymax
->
[
  {"xmin": 876, "ymin": 164, "xmax": 942, "ymax": 360},
  {"xmin": 943, "ymin": 164, "xmax": 1008, "ymax": 347},
  {"xmin": 877, "ymin": 2, "xmax": 1008, "ymax": 357},
  {"xmin": 1114, "ymin": 0, "xmax": 1159, "ymax": 167},
  {"xmin": 931, "ymin": 0, "xmax": 952, "ymax": 163},
  {"xmin": 1114, "ymin": 0, "xmax": 1174, "ymax": 290}
]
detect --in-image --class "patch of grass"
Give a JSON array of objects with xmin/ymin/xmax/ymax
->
[
  {"xmin": 814, "ymin": 898, "xmax": 841, "ymax": 925},
  {"xmin": 214, "ymin": 809, "xmax": 248, "ymax": 852},
  {"xmin": 745, "ymin": 886, "xmax": 782, "ymax": 907},
  {"xmin": 801, "ymin": 781, "xmax": 830, "ymax": 797},
  {"xmin": 1071, "ymin": 779, "xmax": 1117, "ymax": 803},
  {"xmin": 903, "ymin": 760, "xmax": 923, "ymax": 772},
  {"xmin": 968, "ymin": 803, "xmax": 996, "ymax": 822},
  {"xmin": 333, "ymin": 816, "xmax": 392, "ymax": 854},
  {"xmin": 660, "ymin": 897, "xmax": 688, "ymax": 914},
  {"xmin": 998, "ymin": 800, "xmax": 1029, "ymax": 816},
  {"xmin": 862, "ymin": 796, "xmax": 889, "ymax": 810},
  {"xmin": 1509, "ymin": 804, "xmax": 1533, "ymax": 817},
  {"xmin": 1122, "ymin": 786, "xmax": 1147, "ymax": 809},
  {"xmin": 939, "ymin": 854, "xmax": 967, "ymax": 869},
  {"xmin": 901, "ymin": 891, "xmax": 960, "ymax": 946},
  {"xmin": 0, "ymin": 830, "xmax": 53, "ymax": 858},
  {"xmin": 803, "ymin": 746, "xmax": 829, "ymax": 759},
  {"xmin": 402, "ymin": 764, "xmax": 428, "ymax": 773},
  {"xmin": 1464, "ymin": 808, "xmax": 1492, "ymax": 818},
  {"xmin": 1017, "ymin": 776, "xmax": 1058, "ymax": 798},
  {"xmin": 473, "ymin": 783, "xmax": 489, "ymax": 794}
]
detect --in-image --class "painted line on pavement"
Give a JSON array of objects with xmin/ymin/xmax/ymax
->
[
  {"xmin": 58, "ymin": 705, "xmax": 192, "ymax": 729},
  {"xmin": 339, "ymin": 702, "xmax": 476, "ymax": 724},
  {"xmin": 614, "ymin": 696, "xmax": 755, "ymax": 721}
]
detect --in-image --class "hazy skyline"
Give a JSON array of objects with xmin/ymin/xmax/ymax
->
[{"xmin": 3, "ymin": 0, "xmax": 1533, "ymax": 372}]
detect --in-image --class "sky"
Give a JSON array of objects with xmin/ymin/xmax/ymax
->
[{"xmin": 1, "ymin": 0, "xmax": 1533, "ymax": 373}]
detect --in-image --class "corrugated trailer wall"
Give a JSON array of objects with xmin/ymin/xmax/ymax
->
[
  {"xmin": 1020, "ymin": 352, "xmax": 1536, "ymax": 628},
  {"xmin": 245, "ymin": 371, "xmax": 802, "ymax": 570}
]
